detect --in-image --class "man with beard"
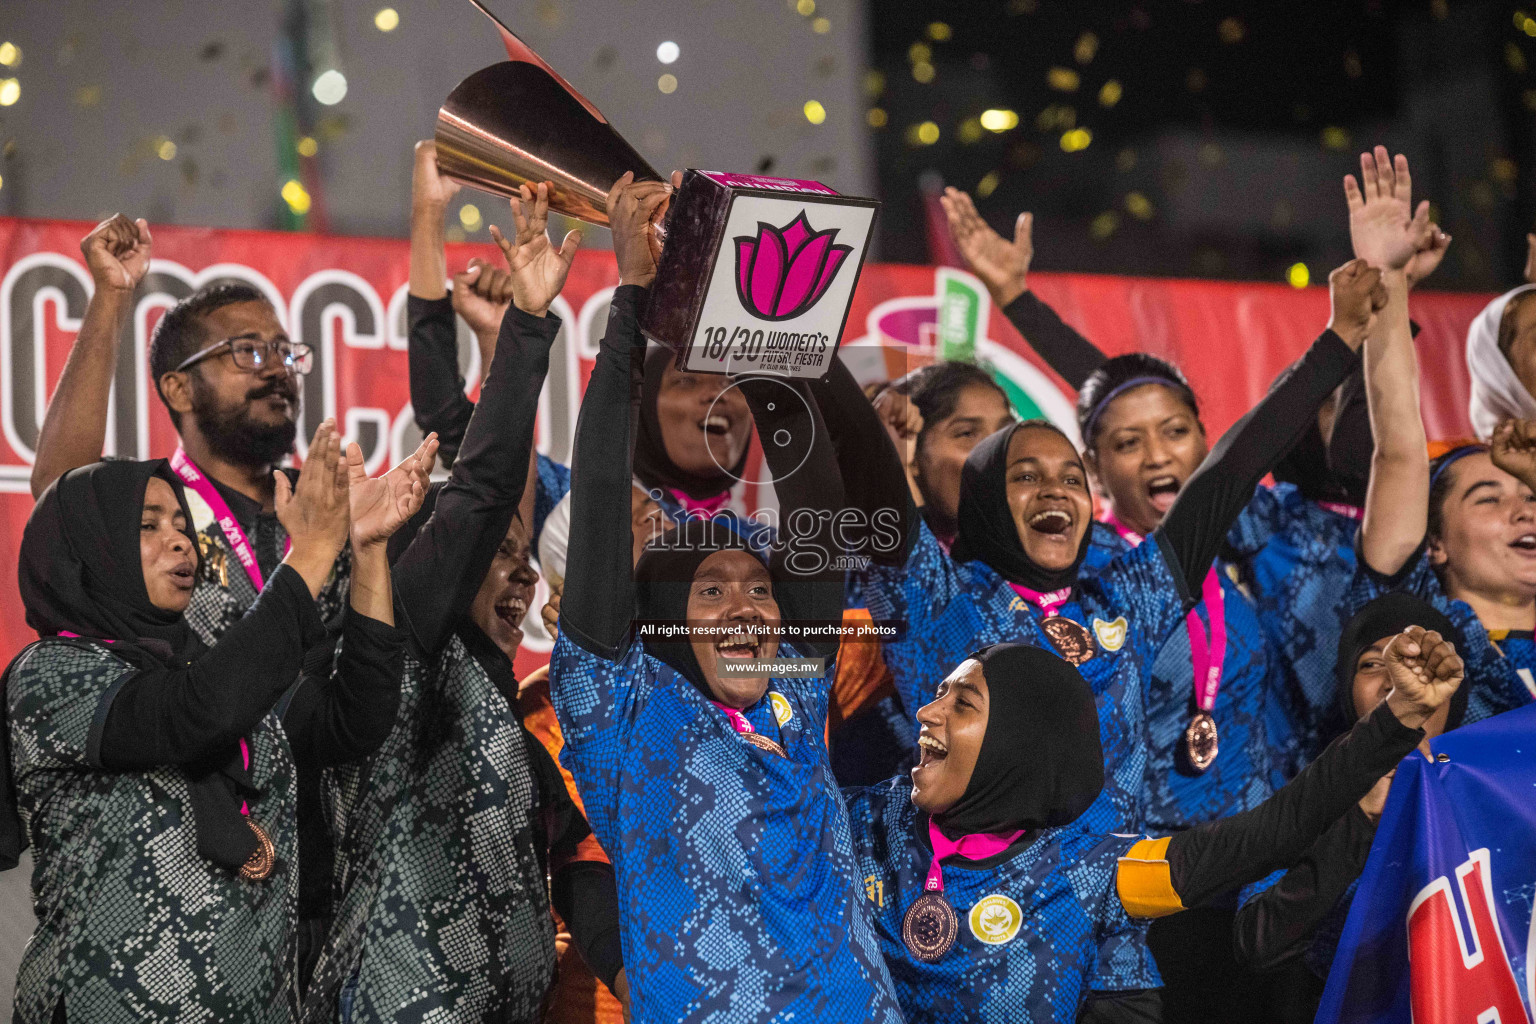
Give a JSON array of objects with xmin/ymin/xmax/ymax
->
[{"xmin": 29, "ymin": 215, "xmax": 353, "ymax": 992}]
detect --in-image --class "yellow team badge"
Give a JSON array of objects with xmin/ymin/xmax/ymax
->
[
  {"xmin": 1092, "ymin": 616, "xmax": 1128, "ymax": 652},
  {"xmin": 968, "ymin": 894, "xmax": 1023, "ymax": 945},
  {"xmin": 769, "ymin": 691, "xmax": 794, "ymax": 727}
]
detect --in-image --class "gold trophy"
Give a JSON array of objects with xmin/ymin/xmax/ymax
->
[{"xmin": 435, "ymin": 0, "xmax": 878, "ymax": 379}]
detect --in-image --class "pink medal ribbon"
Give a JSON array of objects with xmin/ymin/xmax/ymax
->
[
  {"xmin": 923, "ymin": 819, "xmax": 1026, "ymax": 893},
  {"xmin": 1103, "ymin": 512, "xmax": 1226, "ymax": 769},
  {"xmin": 1006, "ymin": 583, "xmax": 1072, "ymax": 617},
  {"xmin": 1317, "ymin": 500, "xmax": 1364, "ymax": 522},
  {"xmin": 670, "ymin": 488, "xmax": 732, "ymax": 518},
  {"xmin": 169, "ymin": 447, "xmax": 289, "ymax": 593},
  {"xmin": 711, "ymin": 700, "xmax": 786, "ymax": 757}
]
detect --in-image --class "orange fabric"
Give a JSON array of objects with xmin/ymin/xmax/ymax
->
[
  {"xmin": 1115, "ymin": 836, "xmax": 1185, "ymax": 919},
  {"xmin": 518, "ymin": 667, "xmax": 625, "ymax": 1024},
  {"xmin": 1427, "ymin": 437, "xmax": 1484, "ymax": 459},
  {"xmin": 828, "ymin": 608, "xmax": 897, "ymax": 735}
]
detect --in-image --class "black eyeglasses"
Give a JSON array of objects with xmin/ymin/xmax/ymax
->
[{"xmin": 175, "ymin": 334, "xmax": 314, "ymax": 375}]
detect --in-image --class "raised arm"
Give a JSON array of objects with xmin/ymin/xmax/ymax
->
[
  {"xmin": 940, "ymin": 187, "xmax": 1107, "ymax": 389},
  {"xmin": 1153, "ymin": 260, "xmax": 1378, "ymax": 599},
  {"xmin": 738, "ymin": 374, "xmax": 845, "ymax": 658},
  {"xmin": 98, "ymin": 421, "xmax": 353, "ymax": 768},
  {"xmin": 560, "ymin": 173, "xmax": 671, "ymax": 658},
  {"xmin": 30, "ymin": 216, "xmax": 153, "ymax": 497},
  {"xmin": 1119, "ymin": 627, "xmax": 1460, "ymax": 918},
  {"xmin": 1350, "ymin": 147, "xmax": 1435, "ymax": 576},
  {"xmin": 393, "ymin": 183, "xmax": 579, "ymax": 656}
]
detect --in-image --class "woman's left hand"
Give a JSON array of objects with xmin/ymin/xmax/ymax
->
[{"xmin": 348, "ymin": 434, "xmax": 439, "ymax": 549}]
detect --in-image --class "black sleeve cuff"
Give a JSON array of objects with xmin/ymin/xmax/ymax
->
[
  {"xmin": 1363, "ymin": 698, "xmax": 1426, "ymax": 753},
  {"xmin": 1352, "ymin": 531, "xmax": 1428, "ymax": 588},
  {"xmin": 342, "ymin": 608, "xmax": 407, "ymax": 660},
  {"xmin": 264, "ymin": 563, "xmax": 327, "ymax": 650}
]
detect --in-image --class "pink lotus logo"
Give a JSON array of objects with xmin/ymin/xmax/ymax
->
[{"xmin": 734, "ymin": 211, "xmax": 853, "ymax": 321}]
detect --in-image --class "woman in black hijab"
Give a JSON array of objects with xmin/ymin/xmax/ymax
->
[
  {"xmin": 1232, "ymin": 595, "xmax": 1467, "ymax": 1015},
  {"xmin": 842, "ymin": 635, "xmax": 1464, "ymax": 1024},
  {"xmin": 633, "ymin": 345, "xmax": 754, "ymax": 517},
  {"xmin": 2, "ymin": 418, "xmax": 428, "ymax": 1024}
]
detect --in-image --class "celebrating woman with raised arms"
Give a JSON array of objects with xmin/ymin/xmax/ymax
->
[
  {"xmin": 844, "ymin": 628, "xmax": 1462, "ymax": 1023},
  {"xmin": 3, "ymin": 418, "xmax": 432, "ymax": 1024},
  {"xmin": 549, "ymin": 173, "xmax": 904, "ymax": 1024}
]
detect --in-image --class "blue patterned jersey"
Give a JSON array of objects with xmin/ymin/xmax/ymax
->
[
  {"xmin": 1083, "ymin": 522, "xmax": 1279, "ymax": 830},
  {"xmin": 548, "ymin": 634, "xmax": 904, "ymax": 1024},
  {"xmin": 1225, "ymin": 484, "xmax": 1361, "ymax": 767},
  {"xmin": 863, "ymin": 520, "xmax": 1192, "ymax": 834},
  {"xmin": 533, "ymin": 452, "xmax": 570, "ymax": 547},
  {"xmin": 844, "ymin": 778, "xmax": 1158, "ymax": 1024},
  {"xmin": 1342, "ymin": 554, "xmax": 1536, "ymax": 723}
]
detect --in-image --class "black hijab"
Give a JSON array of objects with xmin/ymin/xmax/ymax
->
[
  {"xmin": 19, "ymin": 459, "xmax": 196, "ymax": 656},
  {"xmin": 950, "ymin": 421, "xmax": 1092, "ymax": 592},
  {"xmin": 1333, "ymin": 592, "xmax": 1468, "ymax": 733},
  {"xmin": 7, "ymin": 460, "xmax": 266, "ymax": 875},
  {"xmin": 934, "ymin": 643, "xmax": 1105, "ymax": 838},
  {"xmin": 633, "ymin": 346, "xmax": 750, "ymax": 501},
  {"xmin": 634, "ymin": 519, "xmax": 767, "ymax": 695}
]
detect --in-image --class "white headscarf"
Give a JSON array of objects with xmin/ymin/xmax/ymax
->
[
  {"xmin": 536, "ymin": 491, "xmax": 572, "ymax": 590},
  {"xmin": 1467, "ymin": 284, "xmax": 1536, "ymax": 437}
]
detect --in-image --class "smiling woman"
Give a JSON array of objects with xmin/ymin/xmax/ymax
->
[{"xmin": 549, "ymin": 184, "xmax": 905, "ymax": 1021}]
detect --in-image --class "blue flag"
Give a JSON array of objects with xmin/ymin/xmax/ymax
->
[{"xmin": 1317, "ymin": 702, "xmax": 1536, "ymax": 1024}]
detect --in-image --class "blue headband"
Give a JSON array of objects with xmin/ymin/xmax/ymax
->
[
  {"xmin": 1429, "ymin": 444, "xmax": 1489, "ymax": 487},
  {"xmin": 1081, "ymin": 375, "xmax": 1195, "ymax": 445}
]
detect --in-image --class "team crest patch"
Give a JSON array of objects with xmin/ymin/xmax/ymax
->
[
  {"xmin": 769, "ymin": 691, "xmax": 793, "ymax": 726},
  {"xmin": 1092, "ymin": 617, "xmax": 1127, "ymax": 652},
  {"xmin": 968, "ymin": 894, "xmax": 1023, "ymax": 945}
]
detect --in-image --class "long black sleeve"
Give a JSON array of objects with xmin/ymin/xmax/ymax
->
[
  {"xmin": 407, "ymin": 295, "xmax": 474, "ymax": 468},
  {"xmin": 1001, "ymin": 291, "xmax": 1110, "ymax": 391},
  {"xmin": 280, "ymin": 610, "xmax": 406, "ymax": 768},
  {"xmin": 1077, "ymin": 989, "xmax": 1164, "ymax": 1024},
  {"xmin": 393, "ymin": 303, "xmax": 559, "ymax": 657},
  {"xmin": 561, "ymin": 286, "xmax": 648, "ymax": 659},
  {"xmin": 1166, "ymin": 701, "xmax": 1420, "ymax": 908},
  {"xmin": 1154, "ymin": 330, "xmax": 1360, "ymax": 601},
  {"xmin": 552, "ymin": 860, "xmax": 625, "ymax": 991},
  {"xmin": 98, "ymin": 564, "xmax": 326, "ymax": 768},
  {"xmin": 737, "ymin": 374, "xmax": 846, "ymax": 659},
  {"xmin": 805, "ymin": 356, "xmax": 918, "ymax": 565},
  {"xmin": 1231, "ymin": 807, "xmax": 1375, "ymax": 970}
]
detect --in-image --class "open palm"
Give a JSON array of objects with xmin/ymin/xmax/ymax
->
[
  {"xmin": 489, "ymin": 181, "xmax": 581, "ymax": 317},
  {"xmin": 348, "ymin": 434, "xmax": 439, "ymax": 547},
  {"xmin": 940, "ymin": 186, "xmax": 1031, "ymax": 306},
  {"xmin": 1345, "ymin": 146, "xmax": 1430, "ymax": 272}
]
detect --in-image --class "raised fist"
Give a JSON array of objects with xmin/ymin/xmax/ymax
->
[
  {"xmin": 1382, "ymin": 625, "xmax": 1464, "ymax": 731},
  {"xmin": 80, "ymin": 214, "xmax": 152, "ymax": 293}
]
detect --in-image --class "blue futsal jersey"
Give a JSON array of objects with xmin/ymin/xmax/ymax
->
[
  {"xmin": 1225, "ymin": 483, "xmax": 1362, "ymax": 766},
  {"xmin": 844, "ymin": 778, "xmax": 1159, "ymax": 1024},
  {"xmin": 863, "ymin": 520, "xmax": 1194, "ymax": 834},
  {"xmin": 1342, "ymin": 554, "xmax": 1536, "ymax": 724},
  {"xmin": 1083, "ymin": 522, "xmax": 1280, "ymax": 830},
  {"xmin": 548, "ymin": 634, "xmax": 905, "ymax": 1024}
]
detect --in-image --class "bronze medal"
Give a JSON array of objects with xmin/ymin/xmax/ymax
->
[
  {"xmin": 1182, "ymin": 711, "xmax": 1219, "ymax": 773},
  {"xmin": 239, "ymin": 818, "xmax": 276, "ymax": 882},
  {"xmin": 902, "ymin": 891, "xmax": 959, "ymax": 963},
  {"xmin": 741, "ymin": 731, "xmax": 787, "ymax": 758},
  {"xmin": 1039, "ymin": 616, "xmax": 1095, "ymax": 665}
]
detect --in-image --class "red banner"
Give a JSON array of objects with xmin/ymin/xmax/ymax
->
[{"xmin": 0, "ymin": 216, "xmax": 1494, "ymax": 676}]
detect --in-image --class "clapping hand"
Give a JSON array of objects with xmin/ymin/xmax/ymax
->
[
  {"xmin": 1382, "ymin": 625, "xmax": 1464, "ymax": 731},
  {"xmin": 488, "ymin": 181, "xmax": 582, "ymax": 317},
  {"xmin": 348, "ymin": 433, "xmax": 439, "ymax": 549},
  {"xmin": 1344, "ymin": 146, "xmax": 1431, "ymax": 273},
  {"xmin": 940, "ymin": 187, "xmax": 1032, "ymax": 308},
  {"xmin": 276, "ymin": 419, "xmax": 352, "ymax": 594}
]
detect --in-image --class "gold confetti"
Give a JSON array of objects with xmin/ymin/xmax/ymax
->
[
  {"xmin": 957, "ymin": 118, "xmax": 984, "ymax": 144},
  {"xmin": 912, "ymin": 62, "xmax": 935, "ymax": 84},
  {"xmin": 1116, "ymin": 148, "xmax": 1137, "ymax": 172},
  {"xmin": 1075, "ymin": 32, "xmax": 1099, "ymax": 64},
  {"xmin": 812, "ymin": 17, "xmax": 831, "ymax": 33},
  {"xmin": 979, "ymin": 109, "xmax": 1019, "ymax": 132},
  {"xmin": 866, "ymin": 107, "xmax": 887, "ymax": 128},
  {"xmin": 803, "ymin": 100, "xmax": 826, "ymax": 124},
  {"xmin": 1048, "ymin": 67, "xmax": 1080, "ymax": 92},
  {"xmin": 1090, "ymin": 211, "xmax": 1119, "ymax": 239},
  {"xmin": 909, "ymin": 42, "xmax": 932, "ymax": 63},
  {"xmin": 0, "ymin": 42, "xmax": 19, "ymax": 67},
  {"xmin": 907, "ymin": 121, "xmax": 940, "ymax": 145},
  {"xmin": 1218, "ymin": 18, "xmax": 1244, "ymax": 44},
  {"xmin": 658, "ymin": 73, "xmax": 678, "ymax": 93},
  {"xmin": 74, "ymin": 84, "xmax": 102, "ymax": 107},
  {"xmin": 977, "ymin": 171, "xmax": 1000, "ymax": 198},
  {"xmin": 1060, "ymin": 127, "xmax": 1092, "ymax": 152},
  {"xmin": 374, "ymin": 8, "xmax": 400, "ymax": 31},
  {"xmin": 1320, "ymin": 125, "xmax": 1350, "ymax": 151},
  {"xmin": 1125, "ymin": 192, "xmax": 1153, "ymax": 219},
  {"xmin": 1288, "ymin": 263, "xmax": 1310, "ymax": 289},
  {"xmin": 927, "ymin": 22, "xmax": 952, "ymax": 41},
  {"xmin": 863, "ymin": 70, "xmax": 886, "ymax": 97},
  {"xmin": 297, "ymin": 136, "xmax": 318, "ymax": 157},
  {"xmin": 1099, "ymin": 80, "xmax": 1122, "ymax": 107}
]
